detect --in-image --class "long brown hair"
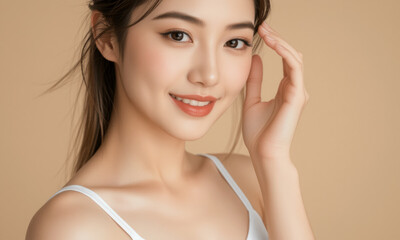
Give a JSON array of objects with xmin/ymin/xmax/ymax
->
[{"xmin": 42, "ymin": 0, "xmax": 271, "ymax": 178}]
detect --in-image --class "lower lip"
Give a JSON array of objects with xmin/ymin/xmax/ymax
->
[{"xmin": 170, "ymin": 95, "xmax": 216, "ymax": 117}]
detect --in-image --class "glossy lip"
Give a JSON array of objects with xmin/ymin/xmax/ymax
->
[
  {"xmin": 169, "ymin": 93, "xmax": 218, "ymax": 102},
  {"xmin": 169, "ymin": 93, "xmax": 218, "ymax": 117}
]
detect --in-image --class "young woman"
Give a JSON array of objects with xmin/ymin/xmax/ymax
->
[{"xmin": 26, "ymin": 0, "xmax": 314, "ymax": 239}]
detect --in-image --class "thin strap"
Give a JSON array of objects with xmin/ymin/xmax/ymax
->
[
  {"xmin": 198, "ymin": 154, "xmax": 254, "ymax": 212},
  {"xmin": 48, "ymin": 185, "xmax": 145, "ymax": 240}
]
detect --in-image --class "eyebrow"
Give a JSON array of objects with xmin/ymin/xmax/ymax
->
[{"xmin": 152, "ymin": 11, "xmax": 254, "ymax": 31}]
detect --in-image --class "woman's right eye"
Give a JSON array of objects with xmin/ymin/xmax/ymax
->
[{"xmin": 161, "ymin": 31, "xmax": 192, "ymax": 43}]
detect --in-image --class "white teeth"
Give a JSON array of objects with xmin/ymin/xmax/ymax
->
[
  {"xmin": 197, "ymin": 101, "xmax": 209, "ymax": 107},
  {"xmin": 171, "ymin": 94, "xmax": 211, "ymax": 107}
]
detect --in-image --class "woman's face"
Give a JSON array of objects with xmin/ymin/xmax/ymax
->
[{"xmin": 115, "ymin": 0, "xmax": 255, "ymax": 140}]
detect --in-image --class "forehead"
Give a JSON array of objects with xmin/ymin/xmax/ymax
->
[{"xmin": 134, "ymin": 0, "xmax": 255, "ymax": 26}]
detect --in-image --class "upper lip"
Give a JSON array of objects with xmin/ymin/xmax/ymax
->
[{"xmin": 169, "ymin": 93, "xmax": 218, "ymax": 102}]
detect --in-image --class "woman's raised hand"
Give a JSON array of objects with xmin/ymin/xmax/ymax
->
[{"xmin": 242, "ymin": 22, "xmax": 309, "ymax": 162}]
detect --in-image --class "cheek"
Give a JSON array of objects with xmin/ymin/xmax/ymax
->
[
  {"xmin": 221, "ymin": 54, "xmax": 252, "ymax": 95},
  {"xmin": 121, "ymin": 31, "xmax": 189, "ymax": 105},
  {"xmin": 128, "ymin": 38, "xmax": 177, "ymax": 87}
]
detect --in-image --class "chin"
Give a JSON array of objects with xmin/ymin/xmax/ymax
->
[
  {"xmin": 165, "ymin": 123, "xmax": 211, "ymax": 141},
  {"xmin": 156, "ymin": 114, "xmax": 217, "ymax": 141},
  {"xmin": 158, "ymin": 97, "xmax": 234, "ymax": 141}
]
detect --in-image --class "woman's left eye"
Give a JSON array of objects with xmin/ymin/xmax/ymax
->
[{"xmin": 225, "ymin": 39, "xmax": 252, "ymax": 50}]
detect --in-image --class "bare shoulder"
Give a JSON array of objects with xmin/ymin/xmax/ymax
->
[
  {"xmin": 209, "ymin": 152, "xmax": 265, "ymax": 222},
  {"xmin": 25, "ymin": 190, "xmax": 120, "ymax": 240}
]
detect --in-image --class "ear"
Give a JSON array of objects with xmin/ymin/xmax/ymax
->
[{"xmin": 91, "ymin": 10, "xmax": 119, "ymax": 63}]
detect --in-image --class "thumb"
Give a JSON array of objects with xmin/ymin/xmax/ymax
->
[{"xmin": 244, "ymin": 54, "xmax": 263, "ymax": 111}]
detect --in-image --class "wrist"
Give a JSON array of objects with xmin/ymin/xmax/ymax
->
[
  {"xmin": 252, "ymin": 154, "xmax": 299, "ymax": 177},
  {"xmin": 249, "ymin": 150, "xmax": 292, "ymax": 164}
]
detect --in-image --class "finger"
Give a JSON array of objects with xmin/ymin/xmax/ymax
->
[
  {"xmin": 275, "ymin": 77, "xmax": 286, "ymax": 107},
  {"xmin": 283, "ymin": 58, "xmax": 288, "ymax": 77},
  {"xmin": 260, "ymin": 30, "xmax": 304, "ymax": 89},
  {"xmin": 259, "ymin": 22, "xmax": 302, "ymax": 63},
  {"xmin": 258, "ymin": 22, "xmax": 302, "ymax": 64},
  {"xmin": 244, "ymin": 55, "xmax": 263, "ymax": 110},
  {"xmin": 271, "ymin": 42, "xmax": 304, "ymax": 89},
  {"xmin": 258, "ymin": 23, "xmax": 305, "ymax": 92},
  {"xmin": 282, "ymin": 49, "xmax": 305, "ymax": 91}
]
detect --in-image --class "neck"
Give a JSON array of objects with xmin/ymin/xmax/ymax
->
[{"xmin": 88, "ymin": 99, "xmax": 202, "ymax": 189}]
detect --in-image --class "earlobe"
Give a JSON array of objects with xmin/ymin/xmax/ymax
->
[{"xmin": 91, "ymin": 10, "xmax": 119, "ymax": 63}]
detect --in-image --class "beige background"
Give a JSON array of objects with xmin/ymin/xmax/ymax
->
[{"xmin": 1, "ymin": 0, "xmax": 399, "ymax": 239}]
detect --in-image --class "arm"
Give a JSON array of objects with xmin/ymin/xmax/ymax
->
[
  {"xmin": 253, "ymin": 157, "xmax": 315, "ymax": 239},
  {"xmin": 242, "ymin": 21, "xmax": 314, "ymax": 239}
]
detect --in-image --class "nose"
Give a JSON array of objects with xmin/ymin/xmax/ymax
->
[{"xmin": 187, "ymin": 45, "xmax": 219, "ymax": 87}]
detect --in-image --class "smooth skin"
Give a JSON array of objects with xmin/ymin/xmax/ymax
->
[
  {"xmin": 243, "ymin": 22, "xmax": 315, "ymax": 239},
  {"xmin": 26, "ymin": 0, "xmax": 314, "ymax": 239}
]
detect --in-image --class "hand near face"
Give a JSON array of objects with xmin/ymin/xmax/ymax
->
[{"xmin": 242, "ymin": 22, "xmax": 309, "ymax": 162}]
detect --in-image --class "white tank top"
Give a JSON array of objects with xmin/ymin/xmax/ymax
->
[{"xmin": 48, "ymin": 153, "xmax": 269, "ymax": 239}]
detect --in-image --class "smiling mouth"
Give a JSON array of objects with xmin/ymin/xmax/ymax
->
[
  {"xmin": 169, "ymin": 93, "xmax": 217, "ymax": 117},
  {"xmin": 169, "ymin": 93, "xmax": 212, "ymax": 107}
]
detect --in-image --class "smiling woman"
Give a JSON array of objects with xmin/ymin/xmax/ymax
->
[{"xmin": 25, "ymin": 0, "xmax": 315, "ymax": 239}]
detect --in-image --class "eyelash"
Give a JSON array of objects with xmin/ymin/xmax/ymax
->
[{"xmin": 160, "ymin": 30, "xmax": 252, "ymax": 50}]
